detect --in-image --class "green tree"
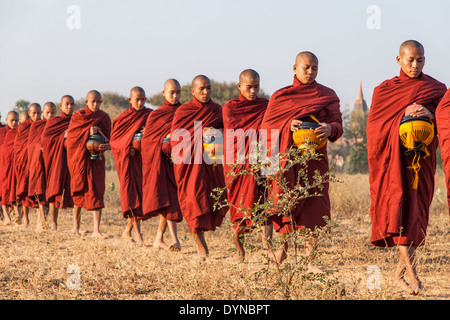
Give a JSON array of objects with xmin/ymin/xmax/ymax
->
[{"xmin": 14, "ymin": 99, "xmax": 31, "ymax": 113}]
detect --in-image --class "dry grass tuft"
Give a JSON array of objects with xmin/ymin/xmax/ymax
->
[{"xmin": 0, "ymin": 171, "xmax": 448, "ymax": 300}]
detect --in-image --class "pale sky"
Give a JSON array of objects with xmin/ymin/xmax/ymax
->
[{"xmin": 1, "ymin": 0, "xmax": 449, "ymax": 120}]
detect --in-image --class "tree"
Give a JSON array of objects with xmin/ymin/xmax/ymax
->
[{"xmin": 14, "ymin": 99, "xmax": 31, "ymax": 113}]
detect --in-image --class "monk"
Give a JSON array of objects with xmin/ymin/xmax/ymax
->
[
  {"xmin": 110, "ymin": 86, "xmax": 151, "ymax": 245},
  {"xmin": 222, "ymin": 69, "xmax": 272, "ymax": 261},
  {"xmin": 260, "ymin": 52, "xmax": 343, "ymax": 271},
  {"xmin": 0, "ymin": 111, "xmax": 20, "ymax": 225},
  {"xmin": 367, "ymin": 40, "xmax": 446, "ymax": 294},
  {"xmin": 27, "ymin": 102, "xmax": 56, "ymax": 230},
  {"xmin": 142, "ymin": 79, "xmax": 183, "ymax": 251},
  {"xmin": 66, "ymin": 90, "xmax": 111, "ymax": 238},
  {"xmin": 14, "ymin": 105, "xmax": 42, "ymax": 226},
  {"xmin": 435, "ymin": 88, "xmax": 450, "ymax": 212},
  {"xmin": 171, "ymin": 75, "xmax": 228, "ymax": 258}
]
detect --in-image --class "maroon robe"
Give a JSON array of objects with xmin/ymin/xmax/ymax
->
[
  {"xmin": 66, "ymin": 107, "xmax": 111, "ymax": 210},
  {"xmin": 170, "ymin": 97, "xmax": 228, "ymax": 233},
  {"xmin": 14, "ymin": 119, "xmax": 36, "ymax": 208},
  {"xmin": 222, "ymin": 93, "xmax": 269, "ymax": 232},
  {"xmin": 367, "ymin": 70, "xmax": 446, "ymax": 247},
  {"xmin": 110, "ymin": 106, "xmax": 151, "ymax": 220},
  {"xmin": 435, "ymin": 88, "xmax": 450, "ymax": 212},
  {"xmin": 27, "ymin": 119, "xmax": 47, "ymax": 204},
  {"xmin": 260, "ymin": 76, "xmax": 343, "ymax": 234},
  {"xmin": 1, "ymin": 127, "xmax": 18, "ymax": 206},
  {"xmin": 41, "ymin": 112, "xmax": 74, "ymax": 208},
  {"xmin": 141, "ymin": 100, "xmax": 182, "ymax": 222}
]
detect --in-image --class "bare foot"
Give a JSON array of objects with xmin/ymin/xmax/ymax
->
[
  {"xmin": 49, "ymin": 222, "xmax": 57, "ymax": 231},
  {"xmin": 91, "ymin": 231, "xmax": 107, "ymax": 239},
  {"xmin": 394, "ymin": 278, "xmax": 414, "ymax": 294},
  {"xmin": 122, "ymin": 231, "xmax": 134, "ymax": 244},
  {"xmin": 153, "ymin": 239, "xmax": 169, "ymax": 250}
]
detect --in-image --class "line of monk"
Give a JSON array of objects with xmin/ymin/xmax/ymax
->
[{"xmin": 0, "ymin": 39, "xmax": 448, "ymax": 296}]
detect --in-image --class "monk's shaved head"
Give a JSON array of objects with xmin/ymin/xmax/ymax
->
[
  {"xmin": 191, "ymin": 75, "xmax": 212, "ymax": 103},
  {"xmin": 239, "ymin": 69, "xmax": 260, "ymax": 83},
  {"xmin": 29, "ymin": 103, "xmax": 41, "ymax": 111},
  {"xmin": 6, "ymin": 110, "xmax": 19, "ymax": 128},
  {"xmin": 164, "ymin": 78, "xmax": 181, "ymax": 90},
  {"xmin": 238, "ymin": 69, "xmax": 261, "ymax": 101},
  {"xmin": 87, "ymin": 90, "xmax": 102, "ymax": 100},
  {"xmin": 43, "ymin": 101, "xmax": 56, "ymax": 110},
  {"xmin": 293, "ymin": 51, "xmax": 319, "ymax": 85},
  {"xmin": 61, "ymin": 95, "xmax": 74, "ymax": 102},
  {"xmin": 163, "ymin": 79, "xmax": 182, "ymax": 105},
  {"xmin": 399, "ymin": 40, "xmax": 424, "ymax": 56},
  {"xmin": 130, "ymin": 86, "xmax": 146, "ymax": 96},
  {"xmin": 6, "ymin": 110, "xmax": 19, "ymax": 120},
  {"xmin": 20, "ymin": 110, "xmax": 30, "ymax": 122},
  {"xmin": 295, "ymin": 51, "xmax": 319, "ymax": 64},
  {"xmin": 192, "ymin": 74, "xmax": 211, "ymax": 87},
  {"xmin": 397, "ymin": 40, "xmax": 425, "ymax": 78}
]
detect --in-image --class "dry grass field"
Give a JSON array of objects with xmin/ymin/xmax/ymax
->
[{"xmin": 0, "ymin": 170, "xmax": 448, "ymax": 301}]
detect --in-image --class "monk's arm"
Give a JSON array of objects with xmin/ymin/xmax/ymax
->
[{"xmin": 325, "ymin": 102, "xmax": 343, "ymax": 142}]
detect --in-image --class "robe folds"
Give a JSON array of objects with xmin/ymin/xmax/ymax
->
[
  {"xmin": 110, "ymin": 106, "xmax": 151, "ymax": 221},
  {"xmin": 222, "ymin": 93, "xmax": 269, "ymax": 232},
  {"xmin": 66, "ymin": 107, "xmax": 111, "ymax": 211},
  {"xmin": 170, "ymin": 97, "xmax": 228, "ymax": 233},
  {"xmin": 0, "ymin": 125, "xmax": 10, "ymax": 203},
  {"xmin": 435, "ymin": 88, "xmax": 450, "ymax": 213},
  {"xmin": 41, "ymin": 112, "xmax": 74, "ymax": 208},
  {"xmin": 27, "ymin": 119, "xmax": 47, "ymax": 205},
  {"xmin": 260, "ymin": 76, "xmax": 343, "ymax": 234},
  {"xmin": 14, "ymin": 119, "xmax": 36, "ymax": 208},
  {"xmin": 141, "ymin": 100, "xmax": 183, "ymax": 222},
  {"xmin": 367, "ymin": 70, "xmax": 446, "ymax": 247},
  {"xmin": 1, "ymin": 127, "xmax": 18, "ymax": 205}
]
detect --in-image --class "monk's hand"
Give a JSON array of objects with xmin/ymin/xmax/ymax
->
[
  {"xmin": 64, "ymin": 130, "xmax": 68, "ymax": 138},
  {"xmin": 315, "ymin": 123, "xmax": 332, "ymax": 140},
  {"xmin": 129, "ymin": 146, "xmax": 136, "ymax": 157},
  {"xmin": 290, "ymin": 119, "xmax": 302, "ymax": 132},
  {"xmin": 90, "ymin": 126, "xmax": 100, "ymax": 135},
  {"xmin": 405, "ymin": 103, "xmax": 434, "ymax": 119},
  {"xmin": 98, "ymin": 143, "xmax": 111, "ymax": 151}
]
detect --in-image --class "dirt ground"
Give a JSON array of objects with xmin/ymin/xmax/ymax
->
[{"xmin": 0, "ymin": 172, "xmax": 448, "ymax": 301}]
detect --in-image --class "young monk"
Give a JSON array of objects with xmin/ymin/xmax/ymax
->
[
  {"xmin": 14, "ymin": 106, "xmax": 41, "ymax": 226},
  {"xmin": 142, "ymin": 79, "xmax": 183, "ymax": 251},
  {"xmin": 260, "ymin": 52, "xmax": 343, "ymax": 271},
  {"xmin": 0, "ymin": 111, "xmax": 20, "ymax": 225},
  {"xmin": 171, "ymin": 75, "xmax": 228, "ymax": 259},
  {"xmin": 41, "ymin": 95, "xmax": 77, "ymax": 231},
  {"xmin": 222, "ymin": 69, "xmax": 272, "ymax": 261},
  {"xmin": 367, "ymin": 40, "xmax": 446, "ymax": 294},
  {"xmin": 27, "ymin": 102, "xmax": 56, "ymax": 230},
  {"xmin": 110, "ymin": 86, "xmax": 152, "ymax": 245},
  {"xmin": 66, "ymin": 90, "xmax": 111, "ymax": 238}
]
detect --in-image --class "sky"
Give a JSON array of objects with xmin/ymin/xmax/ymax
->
[{"xmin": 1, "ymin": 0, "xmax": 449, "ymax": 120}]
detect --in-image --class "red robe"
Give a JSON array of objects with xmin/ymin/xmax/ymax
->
[
  {"xmin": 41, "ymin": 112, "xmax": 74, "ymax": 208},
  {"xmin": 0, "ymin": 125, "xmax": 10, "ymax": 203},
  {"xmin": 14, "ymin": 119, "xmax": 36, "ymax": 208},
  {"xmin": 170, "ymin": 97, "xmax": 228, "ymax": 233},
  {"xmin": 260, "ymin": 76, "xmax": 343, "ymax": 234},
  {"xmin": 435, "ymin": 88, "xmax": 450, "ymax": 212},
  {"xmin": 27, "ymin": 119, "xmax": 47, "ymax": 205},
  {"xmin": 141, "ymin": 100, "xmax": 183, "ymax": 222},
  {"xmin": 222, "ymin": 93, "xmax": 269, "ymax": 231},
  {"xmin": 66, "ymin": 107, "xmax": 111, "ymax": 210},
  {"xmin": 110, "ymin": 106, "xmax": 151, "ymax": 220},
  {"xmin": 1, "ymin": 127, "xmax": 17, "ymax": 206},
  {"xmin": 367, "ymin": 70, "xmax": 446, "ymax": 247}
]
